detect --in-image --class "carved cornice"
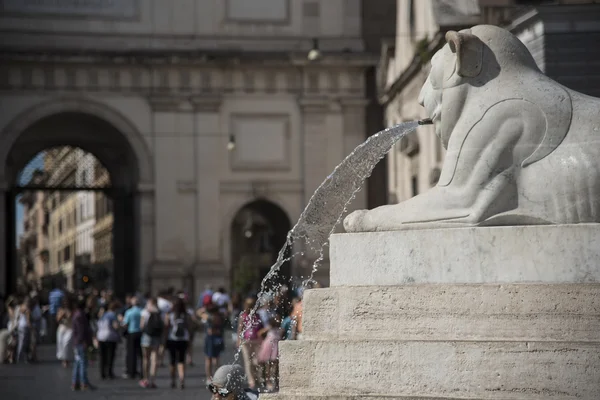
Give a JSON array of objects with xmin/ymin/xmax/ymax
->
[
  {"xmin": 190, "ymin": 94, "xmax": 222, "ymax": 113},
  {"xmin": 0, "ymin": 62, "xmax": 367, "ymax": 98}
]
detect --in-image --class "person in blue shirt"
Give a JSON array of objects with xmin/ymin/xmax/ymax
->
[
  {"xmin": 122, "ymin": 296, "xmax": 142, "ymax": 379},
  {"xmin": 48, "ymin": 286, "xmax": 64, "ymax": 344}
]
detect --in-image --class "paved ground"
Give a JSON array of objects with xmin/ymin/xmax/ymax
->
[{"xmin": 1, "ymin": 333, "xmax": 240, "ymax": 400}]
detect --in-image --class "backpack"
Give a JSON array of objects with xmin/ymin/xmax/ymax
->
[
  {"xmin": 172, "ymin": 313, "xmax": 188, "ymax": 339},
  {"xmin": 202, "ymin": 293, "xmax": 212, "ymax": 307},
  {"xmin": 144, "ymin": 312, "xmax": 164, "ymax": 338}
]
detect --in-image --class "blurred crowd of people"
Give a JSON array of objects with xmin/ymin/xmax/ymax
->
[{"xmin": 0, "ymin": 280, "xmax": 315, "ymax": 395}]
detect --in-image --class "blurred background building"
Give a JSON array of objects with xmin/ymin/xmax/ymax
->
[
  {"xmin": 4, "ymin": 0, "xmax": 598, "ymax": 299},
  {"xmin": 1, "ymin": 0, "xmax": 396, "ymax": 298},
  {"xmin": 381, "ymin": 0, "xmax": 600, "ymax": 205}
]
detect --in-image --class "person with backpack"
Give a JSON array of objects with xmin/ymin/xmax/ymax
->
[
  {"xmin": 139, "ymin": 297, "xmax": 163, "ymax": 388},
  {"xmin": 165, "ymin": 297, "xmax": 190, "ymax": 389},
  {"xmin": 199, "ymin": 303, "xmax": 226, "ymax": 383}
]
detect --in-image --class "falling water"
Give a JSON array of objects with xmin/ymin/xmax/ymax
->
[{"xmin": 231, "ymin": 121, "xmax": 420, "ymax": 366}]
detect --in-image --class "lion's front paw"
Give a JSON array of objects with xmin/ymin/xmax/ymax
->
[{"xmin": 343, "ymin": 209, "xmax": 371, "ymax": 232}]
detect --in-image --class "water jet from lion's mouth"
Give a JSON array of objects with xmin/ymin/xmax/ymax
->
[{"xmin": 231, "ymin": 121, "xmax": 420, "ymax": 366}]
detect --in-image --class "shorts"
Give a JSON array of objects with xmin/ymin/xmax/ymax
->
[
  {"xmin": 204, "ymin": 335, "xmax": 225, "ymax": 358},
  {"xmin": 166, "ymin": 340, "xmax": 188, "ymax": 366},
  {"xmin": 141, "ymin": 333, "xmax": 161, "ymax": 348}
]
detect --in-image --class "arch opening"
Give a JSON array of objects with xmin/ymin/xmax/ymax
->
[
  {"xmin": 3, "ymin": 110, "xmax": 145, "ymax": 298},
  {"xmin": 230, "ymin": 199, "xmax": 292, "ymax": 296}
]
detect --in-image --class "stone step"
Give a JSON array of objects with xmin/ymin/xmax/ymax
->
[
  {"xmin": 262, "ymin": 394, "xmax": 473, "ymax": 400},
  {"xmin": 301, "ymin": 284, "xmax": 600, "ymax": 342},
  {"xmin": 277, "ymin": 339, "xmax": 600, "ymax": 399},
  {"xmin": 329, "ymin": 225, "xmax": 600, "ymax": 287}
]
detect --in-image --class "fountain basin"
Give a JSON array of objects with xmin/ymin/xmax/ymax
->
[{"xmin": 264, "ymin": 225, "xmax": 600, "ymax": 400}]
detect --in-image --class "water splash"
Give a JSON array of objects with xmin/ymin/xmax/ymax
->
[{"xmin": 232, "ymin": 121, "xmax": 419, "ymax": 363}]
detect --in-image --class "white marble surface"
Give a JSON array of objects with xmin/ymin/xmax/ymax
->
[
  {"xmin": 330, "ymin": 224, "xmax": 600, "ymax": 286},
  {"xmin": 345, "ymin": 25, "xmax": 600, "ymax": 232}
]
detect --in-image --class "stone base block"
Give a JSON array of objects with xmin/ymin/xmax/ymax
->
[
  {"xmin": 330, "ymin": 225, "xmax": 600, "ymax": 286},
  {"xmin": 262, "ymin": 395, "xmax": 460, "ymax": 399},
  {"xmin": 302, "ymin": 284, "xmax": 600, "ymax": 342},
  {"xmin": 276, "ymin": 340, "xmax": 600, "ymax": 399}
]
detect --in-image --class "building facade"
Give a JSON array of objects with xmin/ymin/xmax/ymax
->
[
  {"xmin": 0, "ymin": 0, "xmax": 387, "ymax": 297},
  {"xmin": 17, "ymin": 171, "xmax": 49, "ymax": 287},
  {"xmin": 75, "ymin": 150, "xmax": 96, "ymax": 268},
  {"xmin": 381, "ymin": 0, "xmax": 600, "ymax": 207}
]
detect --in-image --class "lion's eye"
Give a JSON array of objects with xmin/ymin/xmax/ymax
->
[{"xmin": 429, "ymin": 68, "xmax": 442, "ymax": 90}]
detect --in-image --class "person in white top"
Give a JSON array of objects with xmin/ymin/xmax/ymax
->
[
  {"xmin": 156, "ymin": 292, "xmax": 172, "ymax": 367},
  {"xmin": 212, "ymin": 288, "xmax": 231, "ymax": 316}
]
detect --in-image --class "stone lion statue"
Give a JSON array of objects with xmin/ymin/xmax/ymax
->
[{"xmin": 345, "ymin": 24, "xmax": 600, "ymax": 232}]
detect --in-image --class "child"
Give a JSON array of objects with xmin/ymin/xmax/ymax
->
[{"xmin": 257, "ymin": 317, "xmax": 283, "ymax": 392}]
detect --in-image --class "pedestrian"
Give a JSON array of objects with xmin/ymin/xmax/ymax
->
[
  {"xmin": 291, "ymin": 296, "xmax": 303, "ymax": 340},
  {"xmin": 96, "ymin": 300, "xmax": 120, "ymax": 380},
  {"xmin": 15, "ymin": 299, "xmax": 31, "ymax": 363},
  {"xmin": 139, "ymin": 297, "xmax": 163, "ymax": 388},
  {"xmin": 28, "ymin": 294, "xmax": 42, "ymax": 362},
  {"xmin": 165, "ymin": 297, "xmax": 190, "ymax": 389},
  {"xmin": 48, "ymin": 285, "xmax": 65, "ymax": 344},
  {"xmin": 156, "ymin": 290, "xmax": 172, "ymax": 367},
  {"xmin": 207, "ymin": 364, "xmax": 259, "ymax": 400},
  {"xmin": 200, "ymin": 303, "xmax": 225, "ymax": 382},
  {"xmin": 237, "ymin": 297, "xmax": 263, "ymax": 390},
  {"xmin": 56, "ymin": 297, "xmax": 74, "ymax": 368},
  {"xmin": 281, "ymin": 298, "xmax": 299, "ymax": 340},
  {"xmin": 257, "ymin": 317, "xmax": 283, "ymax": 392},
  {"xmin": 122, "ymin": 296, "xmax": 143, "ymax": 379},
  {"xmin": 71, "ymin": 299, "xmax": 95, "ymax": 391}
]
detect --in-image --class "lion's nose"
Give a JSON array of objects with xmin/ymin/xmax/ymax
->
[{"xmin": 417, "ymin": 87, "xmax": 425, "ymax": 107}]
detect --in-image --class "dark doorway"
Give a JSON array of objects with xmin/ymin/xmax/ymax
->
[
  {"xmin": 230, "ymin": 199, "xmax": 292, "ymax": 295},
  {"xmin": 7, "ymin": 146, "xmax": 135, "ymax": 298}
]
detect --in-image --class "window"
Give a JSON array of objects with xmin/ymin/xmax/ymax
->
[
  {"xmin": 58, "ymin": 219, "xmax": 63, "ymax": 234},
  {"xmin": 226, "ymin": 0, "xmax": 289, "ymax": 23},
  {"xmin": 411, "ymin": 175, "xmax": 419, "ymax": 197},
  {"xmin": 64, "ymin": 245, "xmax": 71, "ymax": 262},
  {"xmin": 408, "ymin": 0, "xmax": 416, "ymax": 38}
]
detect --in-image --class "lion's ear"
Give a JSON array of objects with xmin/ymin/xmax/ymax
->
[{"xmin": 445, "ymin": 31, "xmax": 483, "ymax": 78}]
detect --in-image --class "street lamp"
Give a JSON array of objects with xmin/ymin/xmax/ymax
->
[
  {"xmin": 227, "ymin": 134, "xmax": 236, "ymax": 151},
  {"xmin": 307, "ymin": 38, "xmax": 321, "ymax": 61}
]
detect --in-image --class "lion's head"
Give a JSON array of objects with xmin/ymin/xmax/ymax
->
[{"xmin": 419, "ymin": 25, "xmax": 540, "ymax": 148}]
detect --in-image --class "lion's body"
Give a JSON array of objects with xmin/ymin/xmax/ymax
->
[{"xmin": 345, "ymin": 25, "xmax": 600, "ymax": 232}]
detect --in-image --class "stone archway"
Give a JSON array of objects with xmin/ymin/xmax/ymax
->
[
  {"xmin": 0, "ymin": 98, "xmax": 154, "ymax": 297},
  {"xmin": 230, "ymin": 199, "xmax": 292, "ymax": 295}
]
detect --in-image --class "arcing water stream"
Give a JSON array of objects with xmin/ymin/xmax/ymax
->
[{"xmin": 231, "ymin": 121, "xmax": 421, "ymax": 368}]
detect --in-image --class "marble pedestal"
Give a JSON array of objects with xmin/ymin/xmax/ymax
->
[{"xmin": 264, "ymin": 225, "xmax": 600, "ymax": 400}]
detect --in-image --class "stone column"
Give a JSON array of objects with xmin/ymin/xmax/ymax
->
[
  {"xmin": 191, "ymin": 94, "xmax": 226, "ymax": 297},
  {"xmin": 0, "ymin": 186, "xmax": 7, "ymax": 294},
  {"xmin": 297, "ymin": 97, "xmax": 329, "ymax": 282},
  {"xmin": 136, "ymin": 183, "xmax": 155, "ymax": 293}
]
